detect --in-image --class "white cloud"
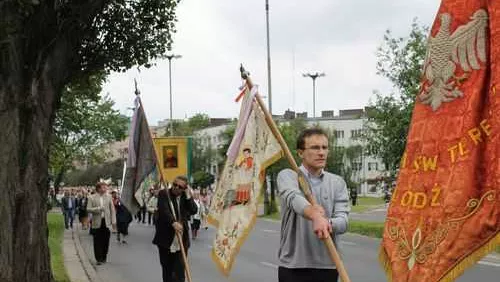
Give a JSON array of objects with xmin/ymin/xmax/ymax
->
[{"xmin": 103, "ymin": 0, "xmax": 440, "ymax": 124}]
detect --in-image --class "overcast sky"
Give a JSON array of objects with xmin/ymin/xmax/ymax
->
[{"xmin": 103, "ymin": 0, "xmax": 440, "ymax": 125}]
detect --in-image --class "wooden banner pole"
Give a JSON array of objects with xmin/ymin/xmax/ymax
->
[
  {"xmin": 240, "ymin": 66, "xmax": 351, "ymax": 282},
  {"xmin": 133, "ymin": 82, "xmax": 193, "ymax": 282}
]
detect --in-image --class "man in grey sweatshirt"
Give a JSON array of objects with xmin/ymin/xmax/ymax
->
[{"xmin": 277, "ymin": 128, "xmax": 350, "ymax": 282}]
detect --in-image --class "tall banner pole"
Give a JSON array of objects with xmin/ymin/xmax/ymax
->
[
  {"xmin": 153, "ymin": 153, "xmax": 194, "ymax": 282},
  {"xmin": 120, "ymin": 159, "xmax": 127, "ymax": 193},
  {"xmin": 240, "ymin": 66, "xmax": 351, "ymax": 282},
  {"xmin": 133, "ymin": 80, "xmax": 193, "ymax": 282}
]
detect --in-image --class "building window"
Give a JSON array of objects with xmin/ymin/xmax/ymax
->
[
  {"xmin": 351, "ymin": 129, "xmax": 363, "ymax": 138},
  {"xmin": 334, "ymin": 130, "xmax": 344, "ymax": 139},
  {"xmin": 368, "ymin": 162, "xmax": 378, "ymax": 171},
  {"xmin": 368, "ymin": 184, "xmax": 377, "ymax": 193},
  {"xmin": 351, "ymin": 162, "xmax": 362, "ymax": 171}
]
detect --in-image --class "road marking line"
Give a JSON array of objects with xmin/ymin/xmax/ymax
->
[
  {"xmin": 486, "ymin": 254, "xmax": 499, "ymax": 260},
  {"xmin": 341, "ymin": 241, "xmax": 357, "ymax": 246},
  {"xmin": 478, "ymin": 261, "xmax": 500, "ymax": 267},
  {"xmin": 261, "ymin": 229, "xmax": 279, "ymax": 233},
  {"xmin": 260, "ymin": 262, "xmax": 279, "ymax": 269}
]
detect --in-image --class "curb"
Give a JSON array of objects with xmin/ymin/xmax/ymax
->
[{"xmin": 71, "ymin": 227, "xmax": 103, "ymax": 282}]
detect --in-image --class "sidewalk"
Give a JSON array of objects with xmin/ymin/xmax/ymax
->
[{"xmin": 63, "ymin": 226, "xmax": 102, "ymax": 282}]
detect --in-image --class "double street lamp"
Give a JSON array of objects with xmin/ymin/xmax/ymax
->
[
  {"xmin": 302, "ymin": 72, "xmax": 325, "ymax": 118},
  {"xmin": 166, "ymin": 54, "xmax": 182, "ymax": 136}
]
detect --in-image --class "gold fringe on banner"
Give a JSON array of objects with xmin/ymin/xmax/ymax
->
[
  {"xmin": 438, "ymin": 233, "xmax": 500, "ymax": 282},
  {"xmin": 378, "ymin": 245, "xmax": 393, "ymax": 282}
]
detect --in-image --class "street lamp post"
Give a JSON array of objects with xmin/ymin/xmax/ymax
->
[
  {"xmin": 265, "ymin": 0, "xmax": 272, "ymax": 115},
  {"xmin": 166, "ymin": 54, "xmax": 182, "ymax": 136},
  {"xmin": 302, "ymin": 72, "xmax": 325, "ymax": 118}
]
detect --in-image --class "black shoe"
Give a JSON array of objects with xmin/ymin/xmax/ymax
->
[{"xmin": 96, "ymin": 261, "xmax": 103, "ymax": 265}]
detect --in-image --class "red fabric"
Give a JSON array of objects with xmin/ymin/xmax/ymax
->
[{"xmin": 381, "ymin": 1, "xmax": 500, "ymax": 281}]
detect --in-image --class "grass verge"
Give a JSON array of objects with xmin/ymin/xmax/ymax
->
[
  {"xmin": 260, "ymin": 212, "xmax": 500, "ymax": 255},
  {"xmin": 48, "ymin": 213, "xmax": 71, "ymax": 282},
  {"xmin": 348, "ymin": 220, "xmax": 384, "ymax": 238},
  {"xmin": 351, "ymin": 197, "xmax": 386, "ymax": 213},
  {"xmin": 261, "ymin": 212, "xmax": 384, "ymax": 238}
]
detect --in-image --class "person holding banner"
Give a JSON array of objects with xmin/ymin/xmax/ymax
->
[
  {"xmin": 153, "ymin": 175, "xmax": 197, "ymax": 282},
  {"xmin": 277, "ymin": 128, "xmax": 350, "ymax": 282}
]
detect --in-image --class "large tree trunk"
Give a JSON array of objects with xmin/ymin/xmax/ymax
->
[{"xmin": 0, "ymin": 37, "xmax": 70, "ymax": 282}]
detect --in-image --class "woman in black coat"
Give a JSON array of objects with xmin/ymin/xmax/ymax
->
[
  {"xmin": 77, "ymin": 191, "xmax": 89, "ymax": 230},
  {"xmin": 112, "ymin": 191, "xmax": 133, "ymax": 244}
]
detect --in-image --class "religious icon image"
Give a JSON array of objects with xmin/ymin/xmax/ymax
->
[
  {"xmin": 223, "ymin": 147, "xmax": 255, "ymax": 209},
  {"xmin": 162, "ymin": 146, "xmax": 178, "ymax": 168},
  {"xmin": 237, "ymin": 147, "xmax": 254, "ymax": 171}
]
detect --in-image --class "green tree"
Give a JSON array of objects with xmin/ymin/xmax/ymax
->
[
  {"xmin": 265, "ymin": 118, "xmax": 308, "ymax": 214},
  {"xmin": 164, "ymin": 113, "xmax": 211, "ymax": 137},
  {"xmin": 64, "ymin": 158, "xmax": 124, "ymax": 187},
  {"xmin": 217, "ymin": 122, "xmax": 237, "ymax": 170},
  {"xmin": 364, "ymin": 21, "xmax": 428, "ymax": 176},
  {"xmin": 163, "ymin": 113, "xmax": 214, "ymax": 173},
  {"xmin": 50, "ymin": 73, "xmax": 128, "ymax": 193},
  {"xmin": 327, "ymin": 143, "xmax": 363, "ymax": 190},
  {"xmin": 1, "ymin": 1, "xmax": 179, "ymax": 280},
  {"xmin": 191, "ymin": 170, "xmax": 215, "ymax": 189}
]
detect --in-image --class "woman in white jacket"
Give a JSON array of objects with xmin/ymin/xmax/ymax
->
[{"xmin": 191, "ymin": 190, "xmax": 204, "ymax": 240}]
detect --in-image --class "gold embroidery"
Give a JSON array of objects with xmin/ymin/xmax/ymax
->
[
  {"xmin": 419, "ymin": 9, "xmax": 488, "ymax": 111},
  {"xmin": 386, "ymin": 190, "xmax": 496, "ymax": 267}
]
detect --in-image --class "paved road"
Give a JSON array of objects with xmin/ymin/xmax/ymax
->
[
  {"xmin": 78, "ymin": 220, "xmax": 499, "ymax": 282},
  {"xmin": 350, "ymin": 206, "xmax": 388, "ymax": 223}
]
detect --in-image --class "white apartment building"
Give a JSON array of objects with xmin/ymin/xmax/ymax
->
[
  {"xmin": 193, "ymin": 124, "xmax": 230, "ymax": 176},
  {"xmin": 192, "ymin": 109, "xmax": 386, "ymax": 196}
]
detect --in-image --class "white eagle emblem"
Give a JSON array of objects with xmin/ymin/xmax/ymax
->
[{"xmin": 419, "ymin": 9, "xmax": 488, "ymax": 111}]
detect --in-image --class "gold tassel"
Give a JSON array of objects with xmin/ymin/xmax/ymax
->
[
  {"xmin": 438, "ymin": 233, "xmax": 500, "ymax": 282},
  {"xmin": 379, "ymin": 245, "xmax": 393, "ymax": 282}
]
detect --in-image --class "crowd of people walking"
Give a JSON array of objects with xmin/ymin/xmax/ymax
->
[{"xmin": 54, "ymin": 180, "xmax": 212, "ymax": 272}]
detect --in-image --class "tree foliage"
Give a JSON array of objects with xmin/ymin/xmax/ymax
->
[
  {"xmin": 64, "ymin": 158, "xmax": 124, "ymax": 187},
  {"xmin": 165, "ymin": 113, "xmax": 211, "ymax": 137},
  {"xmin": 217, "ymin": 122, "xmax": 237, "ymax": 170},
  {"xmin": 161, "ymin": 113, "xmax": 215, "ymax": 173},
  {"xmin": 50, "ymin": 73, "xmax": 128, "ymax": 191},
  {"xmin": 364, "ymin": 21, "xmax": 428, "ymax": 175},
  {"xmin": 191, "ymin": 170, "xmax": 215, "ymax": 189},
  {"xmin": 0, "ymin": 1, "xmax": 180, "ymax": 280}
]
